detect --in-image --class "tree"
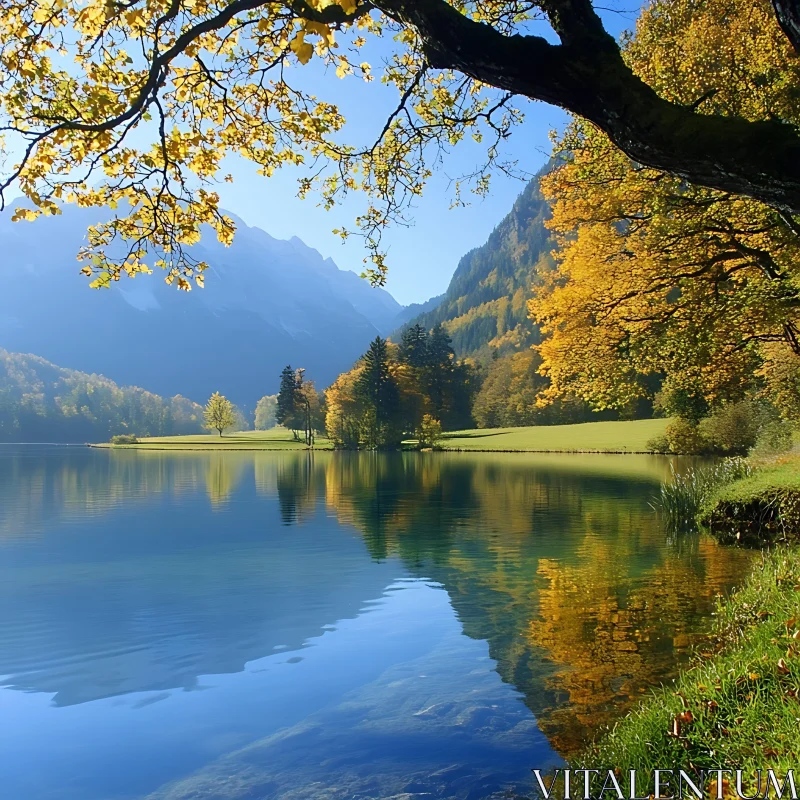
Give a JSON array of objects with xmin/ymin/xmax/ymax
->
[
  {"xmin": 204, "ymin": 392, "xmax": 236, "ymax": 436},
  {"xmin": 416, "ymin": 414, "xmax": 443, "ymax": 449},
  {"xmin": 276, "ymin": 365, "xmax": 302, "ymax": 437},
  {"xmin": 354, "ymin": 337, "xmax": 401, "ymax": 448},
  {"xmin": 254, "ymin": 394, "xmax": 278, "ymax": 430},
  {"xmin": 528, "ymin": 0, "xmax": 800, "ymax": 414},
  {"xmin": 325, "ymin": 367, "xmax": 364, "ymax": 449},
  {"xmin": 297, "ymin": 378, "xmax": 324, "ymax": 446},
  {"xmin": 5, "ymin": 0, "xmax": 800, "ymax": 293},
  {"xmin": 400, "ymin": 324, "xmax": 429, "ymax": 368}
]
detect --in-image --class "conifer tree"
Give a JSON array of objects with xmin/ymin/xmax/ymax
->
[
  {"xmin": 354, "ymin": 337, "xmax": 401, "ymax": 448},
  {"xmin": 400, "ymin": 324, "xmax": 429, "ymax": 368},
  {"xmin": 277, "ymin": 365, "xmax": 300, "ymax": 435}
]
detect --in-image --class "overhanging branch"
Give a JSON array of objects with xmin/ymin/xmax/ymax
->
[{"xmin": 374, "ymin": 0, "xmax": 800, "ymax": 213}]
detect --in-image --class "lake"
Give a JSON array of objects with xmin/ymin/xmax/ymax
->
[{"xmin": 0, "ymin": 445, "xmax": 754, "ymax": 800}]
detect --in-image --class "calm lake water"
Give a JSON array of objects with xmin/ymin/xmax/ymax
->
[{"xmin": 0, "ymin": 445, "xmax": 754, "ymax": 800}]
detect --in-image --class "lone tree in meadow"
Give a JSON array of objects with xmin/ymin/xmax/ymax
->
[
  {"xmin": 204, "ymin": 392, "xmax": 236, "ymax": 437},
  {"xmin": 4, "ymin": 0, "xmax": 800, "ymax": 292}
]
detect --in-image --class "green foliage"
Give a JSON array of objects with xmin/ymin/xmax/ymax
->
[
  {"xmin": 751, "ymin": 419, "xmax": 795, "ymax": 457},
  {"xmin": 700, "ymin": 454, "xmax": 800, "ymax": 544},
  {"xmin": 657, "ymin": 402, "xmax": 792, "ymax": 455},
  {"xmin": 326, "ymin": 327, "xmax": 478, "ymax": 449},
  {"xmin": 582, "ymin": 547, "xmax": 800, "ymax": 784},
  {"xmin": 698, "ymin": 401, "xmax": 765, "ymax": 455},
  {"xmin": 664, "ymin": 418, "xmax": 710, "ymax": 455},
  {"xmin": 0, "ymin": 348, "xmax": 203, "ymax": 442},
  {"xmin": 416, "ymin": 414, "xmax": 443, "ymax": 449},
  {"xmin": 472, "ymin": 348, "xmax": 617, "ymax": 429},
  {"xmin": 203, "ymin": 392, "xmax": 237, "ymax": 436},
  {"xmin": 399, "ymin": 324, "xmax": 429, "ymax": 368},
  {"xmin": 110, "ymin": 433, "xmax": 138, "ymax": 444},
  {"xmin": 354, "ymin": 337, "xmax": 402, "ymax": 449},
  {"xmin": 655, "ymin": 386, "xmax": 710, "ymax": 424},
  {"xmin": 277, "ymin": 366, "xmax": 301, "ymax": 430},
  {"xmin": 645, "ymin": 434, "xmax": 670, "ymax": 453},
  {"xmin": 254, "ymin": 395, "xmax": 278, "ymax": 430}
]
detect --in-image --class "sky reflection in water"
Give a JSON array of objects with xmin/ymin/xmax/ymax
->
[{"xmin": 0, "ymin": 447, "xmax": 754, "ymax": 799}]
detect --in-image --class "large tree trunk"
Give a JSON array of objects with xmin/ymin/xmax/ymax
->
[
  {"xmin": 374, "ymin": 0, "xmax": 800, "ymax": 213},
  {"xmin": 772, "ymin": 0, "xmax": 800, "ymax": 53}
]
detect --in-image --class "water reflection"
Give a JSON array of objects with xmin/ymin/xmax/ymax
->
[{"xmin": 0, "ymin": 447, "xmax": 753, "ymax": 799}]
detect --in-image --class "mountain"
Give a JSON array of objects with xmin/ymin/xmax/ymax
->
[
  {"xmin": 390, "ymin": 293, "xmax": 445, "ymax": 329},
  {"xmin": 0, "ymin": 205, "xmax": 410, "ymax": 406},
  {"xmin": 0, "ymin": 348, "xmax": 204, "ymax": 442},
  {"xmin": 399, "ymin": 165, "xmax": 554, "ymax": 358}
]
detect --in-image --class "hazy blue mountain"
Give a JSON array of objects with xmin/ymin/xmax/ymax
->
[
  {"xmin": 399, "ymin": 164, "xmax": 555, "ymax": 358},
  {"xmin": 390, "ymin": 293, "xmax": 445, "ymax": 329},
  {"xmin": 0, "ymin": 205, "xmax": 407, "ymax": 405}
]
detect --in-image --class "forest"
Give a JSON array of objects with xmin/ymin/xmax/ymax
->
[{"xmin": 0, "ymin": 350, "xmax": 204, "ymax": 442}]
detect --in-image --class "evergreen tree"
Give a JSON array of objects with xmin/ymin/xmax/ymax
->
[
  {"xmin": 400, "ymin": 324, "xmax": 429, "ymax": 368},
  {"xmin": 426, "ymin": 324, "xmax": 456, "ymax": 369},
  {"xmin": 277, "ymin": 365, "xmax": 300, "ymax": 436},
  {"xmin": 354, "ymin": 337, "xmax": 401, "ymax": 448},
  {"xmin": 423, "ymin": 324, "xmax": 456, "ymax": 422}
]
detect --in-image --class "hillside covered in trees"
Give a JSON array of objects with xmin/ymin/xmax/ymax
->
[
  {"xmin": 403, "ymin": 164, "xmax": 554, "ymax": 359},
  {"xmin": 0, "ymin": 350, "xmax": 204, "ymax": 442},
  {"xmin": 400, "ymin": 165, "xmax": 631, "ymax": 427}
]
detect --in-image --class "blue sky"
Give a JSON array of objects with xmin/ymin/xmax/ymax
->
[
  {"xmin": 211, "ymin": 3, "xmax": 638, "ymax": 306},
  {"xmin": 217, "ymin": 99, "xmax": 565, "ymax": 306}
]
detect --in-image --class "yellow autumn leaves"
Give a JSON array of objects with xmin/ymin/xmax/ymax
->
[
  {"xmin": 0, "ymin": 0, "xmax": 524, "ymax": 292},
  {"xmin": 529, "ymin": 0, "xmax": 800, "ymax": 414}
]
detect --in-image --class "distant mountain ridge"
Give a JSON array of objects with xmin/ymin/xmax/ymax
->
[
  {"xmin": 399, "ymin": 164, "xmax": 554, "ymax": 358},
  {"xmin": 0, "ymin": 205, "xmax": 427, "ymax": 406}
]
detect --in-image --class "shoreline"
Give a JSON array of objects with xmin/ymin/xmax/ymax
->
[
  {"xmin": 89, "ymin": 443, "xmax": 664, "ymax": 454},
  {"xmin": 580, "ymin": 454, "xmax": 800, "ymax": 783}
]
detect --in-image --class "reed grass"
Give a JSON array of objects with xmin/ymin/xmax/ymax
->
[{"xmin": 652, "ymin": 458, "xmax": 753, "ymax": 532}]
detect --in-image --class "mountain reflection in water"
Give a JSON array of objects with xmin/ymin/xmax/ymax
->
[{"xmin": 0, "ymin": 446, "xmax": 754, "ymax": 800}]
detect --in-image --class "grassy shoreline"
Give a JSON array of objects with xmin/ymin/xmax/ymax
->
[
  {"xmin": 93, "ymin": 418, "xmax": 671, "ymax": 453},
  {"xmin": 583, "ymin": 453, "xmax": 800, "ymax": 786},
  {"xmin": 700, "ymin": 454, "xmax": 800, "ymax": 545},
  {"xmin": 580, "ymin": 546, "xmax": 800, "ymax": 786}
]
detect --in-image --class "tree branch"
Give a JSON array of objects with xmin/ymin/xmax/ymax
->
[
  {"xmin": 374, "ymin": 0, "xmax": 800, "ymax": 213},
  {"xmin": 771, "ymin": 0, "xmax": 800, "ymax": 53}
]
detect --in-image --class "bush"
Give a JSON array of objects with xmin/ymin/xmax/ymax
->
[
  {"xmin": 750, "ymin": 419, "xmax": 795, "ymax": 458},
  {"xmin": 110, "ymin": 433, "xmax": 138, "ymax": 444},
  {"xmin": 646, "ymin": 434, "xmax": 670, "ymax": 453},
  {"xmin": 416, "ymin": 414, "xmax": 443, "ymax": 449},
  {"xmin": 698, "ymin": 401, "xmax": 762, "ymax": 455},
  {"xmin": 665, "ymin": 418, "xmax": 709, "ymax": 454}
]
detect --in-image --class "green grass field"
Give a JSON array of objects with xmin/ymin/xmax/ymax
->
[
  {"xmin": 93, "ymin": 428, "xmax": 334, "ymax": 451},
  {"xmin": 95, "ymin": 418, "xmax": 672, "ymax": 452},
  {"xmin": 440, "ymin": 417, "xmax": 670, "ymax": 452}
]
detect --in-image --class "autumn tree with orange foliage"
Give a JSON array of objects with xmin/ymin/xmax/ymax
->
[{"xmin": 529, "ymin": 0, "xmax": 800, "ymax": 418}]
